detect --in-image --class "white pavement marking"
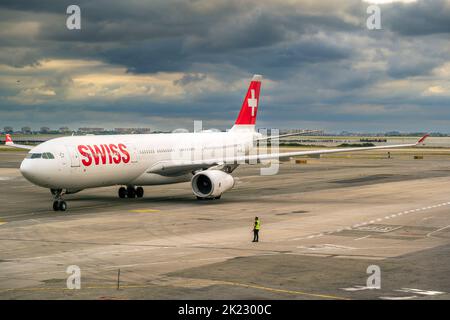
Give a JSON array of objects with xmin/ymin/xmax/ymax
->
[
  {"xmin": 380, "ymin": 296, "xmax": 418, "ymax": 300},
  {"xmin": 340, "ymin": 285, "xmax": 378, "ymax": 292},
  {"xmin": 395, "ymin": 288, "xmax": 445, "ymax": 296},
  {"xmin": 298, "ymin": 244, "xmax": 355, "ymax": 251},
  {"xmin": 427, "ymin": 224, "xmax": 450, "ymax": 238},
  {"xmin": 354, "ymin": 235, "xmax": 371, "ymax": 241},
  {"xmin": 293, "ymin": 201, "xmax": 450, "ymax": 241}
]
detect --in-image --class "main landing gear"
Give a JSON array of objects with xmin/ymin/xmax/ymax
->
[
  {"xmin": 118, "ymin": 186, "xmax": 144, "ymax": 199},
  {"xmin": 51, "ymin": 189, "xmax": 67, "ymax": 212}
]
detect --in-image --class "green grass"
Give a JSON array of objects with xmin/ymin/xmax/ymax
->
[
  {"xmin": 337, "ymin": 143, "xmax": 375, "ymax": 147},
  {"xmin": 0, "ymin": 147, "xmax": 27, "ymax": 152}
]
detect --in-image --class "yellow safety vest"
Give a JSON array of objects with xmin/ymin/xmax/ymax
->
[{"xmin": 255, "ymin": 220, "xmax": 260, "ymax": 230}]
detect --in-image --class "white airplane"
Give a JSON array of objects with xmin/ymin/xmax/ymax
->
[{"xmin": 4, "ymin": 75, "xmax": 428, "ymax": 211}]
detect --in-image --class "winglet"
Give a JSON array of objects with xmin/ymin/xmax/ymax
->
[
  {"xmin": 417, "ymin": 133, "xmax": 429, "ymax": 145},
  {"xmin": 5, "ymin": 134, "xmax": 13, "ymax": 146}
]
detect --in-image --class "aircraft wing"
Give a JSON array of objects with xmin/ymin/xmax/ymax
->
[
  {"xmin": 254, "ymin": 129, "xmax": 322, "ymax": 142},
  {"xmin": 3, "ymin": 134, "xmax": 34, "ymax": 150},
  {"xmin": 202, "ymin": 130, "xmax": 322, "ymax": 151},
  {"xmin": 148, "ymin": 134, "xmax": 429, "ymax": 175},
  {"xmin": 148, "ymin": 161, "xmax": 220, "ymax": 175}
]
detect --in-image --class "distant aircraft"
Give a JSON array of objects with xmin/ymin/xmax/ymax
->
[{"xmin": 4, "ymin": 75, "xmax": 429, "ymax": 211}]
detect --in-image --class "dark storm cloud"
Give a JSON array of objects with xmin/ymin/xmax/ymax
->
[
  {"xmin": 0, "ymin": 0, "xmax": 360, "ymax": 73},
  {"xmin": 100, "ymin": 35, "xmax": 352, "ymax": 76},
  {"xmin": 174, "ymin": 73, "xmax": 207, "ymax": 86},
  {"xmin": 386, "ymin": 52, "xmax": 442, "ymax": 78},
  {"xmin": 383, "ymin": 0, "xmax": 450, "ymax": 36},
  {"xmin": 0, "ymin": 0, "xmax": 450, "ymax": 132}
]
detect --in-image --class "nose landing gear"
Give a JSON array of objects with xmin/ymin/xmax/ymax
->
[
  {"xmin": 53, "ymin": 200, "xmax": 67, "ymax": 211},
  {"xmin": 51, "ymin": 189, "xmax": 67, "ymax": 212}
]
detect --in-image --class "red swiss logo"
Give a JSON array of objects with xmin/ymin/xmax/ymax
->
[{"xmin": 77, "ymin": 143, "xmax": 130, "ymax": 166}]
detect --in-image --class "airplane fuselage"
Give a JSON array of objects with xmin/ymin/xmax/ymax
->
[{"xmin": 19, "ymin": 130, "xmax": 259, "ymax": 190}]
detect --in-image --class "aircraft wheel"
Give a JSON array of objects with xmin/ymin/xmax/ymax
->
[
  {"xmin": 53, "ymin": 201, "xmax": 60, "ymax": 211},
  {"xmin": 118, "ymin": 187, "xmax": 127, "ymax": 198},
  {"xmin": 59, "ymin": 201, "xmax": 67, "ymax": 212},
  {"xmin": 127, "ymin": 186, "xmax": 136, "ymax": 198},
  {"xmin": 136, "ymin": 187, "xmax": 144, "ymax": 198},
  {"xmin": 196, "ymin": 196, "xmax": 205, "ymax": 200},
  {"xmin": 214, "ymin": 195, "xmax": 221, "ymax": 200}
]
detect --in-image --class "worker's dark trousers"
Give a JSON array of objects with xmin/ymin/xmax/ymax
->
[{"xmin": 253, "ymin": 230, "xmax": 259, "ymax": 242}]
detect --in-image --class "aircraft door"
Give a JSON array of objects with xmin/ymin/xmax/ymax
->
[
  {"xmin": 128, "ymin": 143, "xmax": 138, "ymax": 163},
  {"xmin": 66, "ymin": 145, "xmax": 81, "ymax": 167}
]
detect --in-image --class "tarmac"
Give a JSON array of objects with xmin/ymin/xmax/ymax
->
[{"xmin": 1, "ymin": 147, "xmax": 450, "ymax": 299}]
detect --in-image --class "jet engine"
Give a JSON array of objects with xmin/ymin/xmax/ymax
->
[{"xmin": 191, "ymin": 170, "xmax": 235, "ymax": 199}]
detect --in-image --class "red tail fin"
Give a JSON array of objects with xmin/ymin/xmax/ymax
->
[
  {"xmin": 5, "ymin": 134, "xmax": 13, "ymax": 145},
  {"xmin": 234, "ymin": 75, "xmax": 262, "ymax": 126}
]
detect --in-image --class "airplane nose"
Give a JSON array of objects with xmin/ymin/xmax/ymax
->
[
  {"xmin": 20, "ymin": 159, "xmax": 35, "ymax": 181},
  {"xmin": 20, "ymin": 158, "xmax": 58, "ymax": 188},
  {"xmin": 20, "ymin": 159, "xmax": 47, "ymax": 186}
]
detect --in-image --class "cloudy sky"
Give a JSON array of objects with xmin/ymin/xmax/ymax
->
[{"xmin": 0, "ymin": 0, "xmax": 449, "ymax": 132}]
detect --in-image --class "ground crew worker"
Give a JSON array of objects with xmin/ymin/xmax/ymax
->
[{"xmin": 252, "ymin": 217, "xmax": 260, "ymax": 242}]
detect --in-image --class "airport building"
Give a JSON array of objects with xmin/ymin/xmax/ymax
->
[
  {"xmin": 77, "ymin": 127, "xmax": 105, "ymax": 134},
  {"xmin": 59, "ymin": 127, "xmax": 71, "ymax": 134},
  {"xmin": 39, "ymin": 127, "xmax": 51, "ymax": 134},
  {"xmin": 21, "ymin": 127, "xmax": 32, "ymax": 134},
  {"xmin": 114, "ymin": 128, "xmax": 151, "ymax": 134}
]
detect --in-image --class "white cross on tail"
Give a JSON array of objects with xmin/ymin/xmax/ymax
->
[{"xmin": 247, "ymin": 89, "xmax": 258, "ymax": 116}]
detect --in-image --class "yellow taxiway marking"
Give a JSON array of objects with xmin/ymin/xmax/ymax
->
[
  {"xmin": 129, "ymin": 209, "xmax": 161, "ymax": 213},
  {"xmin": 0, "ymin": 220, "xmax": 7, "ymax": 226},
  {"xmin": 218, "ymin": 280, "xmax": 350, "ymax": 300},
  {"xmin": 0, "ymin": 281, "xmax": 349, "ymax": 300}
]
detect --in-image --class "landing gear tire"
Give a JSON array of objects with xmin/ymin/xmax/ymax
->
[
  {"xmin": 53, "ymin": 200, "xmax": 67, "ymax": 211},
  {"xmin": 51, "ymin": 189, "xmax": 67, "ymax": 211},
  {"xmin": 136, "ymin": 187, "xmax": 144, "ymax": 198},
  {"xmin": 59, "ymin": 201, "xmax": 67, "ymax": 211},
  {"xmin": 127, "ymin": 186, "xmax": 136, "ymax": 198},
  {"xmin": 214, "ymin": 195, "xmax": 221, "ymax": 200},
  {"xmin": 118, "ymin": 187, "xmax": 127, "ymax": 198}
]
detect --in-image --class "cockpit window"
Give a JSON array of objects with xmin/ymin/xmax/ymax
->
[
  {"xmin": 29, "ymin": 153, "xmax": 42, "ymax": 159},
  {"xmin": 26, "ymin": 152, "xmax": 55, "ymax": 159},
  {"xmin": 42, "ymin": 152, "xmax": 55, "ymax": 159}
]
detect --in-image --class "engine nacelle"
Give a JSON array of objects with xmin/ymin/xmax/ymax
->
[{"xmin": 191, "ymin": 170, "xmax": 235, "ymax": 198}]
